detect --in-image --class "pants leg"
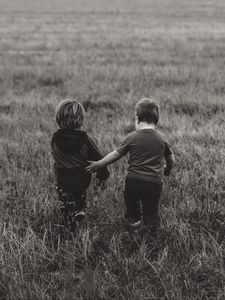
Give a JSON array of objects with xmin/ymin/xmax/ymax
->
[
  {"xmin": 57, "ymin": 187, "xmax": 86, "ymax": 231},
  {"xmin": 141, "ymin": 182, "xmax": 162, "ymax": 227},
  {"xmin": 124, "ymin": 177, "xmax": 141, "ymax": 223}
]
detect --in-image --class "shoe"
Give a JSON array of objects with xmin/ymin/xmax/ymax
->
[
  {"xmin": 74, "ymin": 211, "xmax": 85, "ymax": 222},
  {"xmin": 129, "ymin": 220, "xmax": 141, "ymax": 228}
]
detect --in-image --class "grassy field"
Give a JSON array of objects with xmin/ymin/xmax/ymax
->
[{"xmin": 0, "ymin": 0, "xmax": 225, "ymax": 299}]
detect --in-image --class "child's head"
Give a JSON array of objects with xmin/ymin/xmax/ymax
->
[
  {"xmin": 135, "ymin": 98, "xmax": 159, "ymax": 125},
  {"xmin": 55, "ymin": 99, "xmax": 85, "ymax": 129}
]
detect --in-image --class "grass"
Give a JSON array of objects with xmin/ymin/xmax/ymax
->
[{"xmin": 0, "ymin": 0, "xmax": 225, "ymax": 298}]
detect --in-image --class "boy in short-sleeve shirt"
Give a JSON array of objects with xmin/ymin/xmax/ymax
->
[
  {"xmin": 86, "ymin": 98, "xmax": 174, "ymax": 232},
  {"xmin": 116, "ymin": 130, "xmax": 173, "ymax": 184}
]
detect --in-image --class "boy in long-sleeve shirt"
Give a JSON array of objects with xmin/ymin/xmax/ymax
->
[{"xmin": 51, "ymin": 99, "xmax": 109, "ymax": 231}]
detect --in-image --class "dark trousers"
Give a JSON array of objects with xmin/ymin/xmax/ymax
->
[
  {"xmin": 57, "ymin": 186, "xmax": 86, "ymax": 231},
  {"xmin": 124, "ymin": 177, "xmax": 162, "ymax": 227}
]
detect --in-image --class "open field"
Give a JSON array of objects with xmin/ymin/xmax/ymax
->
[{"xmin": 0, "ymin": 0, "xmax": 225, "ymax": 299}]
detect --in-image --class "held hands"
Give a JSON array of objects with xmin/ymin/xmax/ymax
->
[
  {"xmin": 86, "ymin": 161, "xmax": 107, "ymax": 190},
  {"xmin": 86, "ymin": 161, "xmax": 100, "ymax": 173}
]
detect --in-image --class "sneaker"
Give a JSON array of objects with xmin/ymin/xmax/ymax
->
[
  {"xmin": 74, "ymin": 211, "xmax": 85, "ymax": 222},
  {"xmin": 129, "ymin": 220, "xmax": 141, "ymax": 228}
]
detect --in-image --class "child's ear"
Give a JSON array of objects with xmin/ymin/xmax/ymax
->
[{"xmin": 135, "ymin": 115, "xmax": 140, "ymax": 124}]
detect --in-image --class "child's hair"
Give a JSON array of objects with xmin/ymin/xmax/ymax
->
[
  {"xmin": 55, "ymin": 99, "xmax": 85, "ymax": 129},
  {"xmin": 135, "ymin": 98, "xmax": 159, "ymax": 125}
]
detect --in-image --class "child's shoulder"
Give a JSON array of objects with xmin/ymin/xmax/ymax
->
[
  {"xmin": 155, "ymin": 129, "xmax": 167, "ymax": 140},
  {"xmin": 127, "ymin": 130, "xmax": 137, "ymax": 137},
  {"xmin": 86, "ymin": 132, "xmax": 97, "ymax": 142},
  {"xmin": 85, "ymin": 133, "xmax": 101, "ymax": 150},
  {"xmin": 155, "ymin": 130, "xmax": 173, "ymax": 149},
  {"xmin": 124, "ymin": 130, "xmax": 138, "ymax": 141}
]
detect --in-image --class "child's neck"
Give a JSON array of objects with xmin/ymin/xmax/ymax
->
[
  {"xmin": 73, "ymin": 127, "xmax": 82, "ymax": 131},
  {"xmin": 137, "ymin": 122, "xmax": 156, "ymax": 130}
]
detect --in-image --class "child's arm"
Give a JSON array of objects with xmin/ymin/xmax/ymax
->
[
  {"xmin": 164, "ymin": 153, "xmax": 175, "ymax": 176},
  {"xmin": 86, "ymin": 132, "xmax": 131, "ymax": 173},
  {"xmin": 163, "ymin": 141, "xmax": 175, "ymax": 176},
  {"xmin": 86, "ymin": 150, "xmax": 121, "ymax": 172},
  {"xmin": 86, "ymin": 136, "xmax": 110, "ymax": 180}
]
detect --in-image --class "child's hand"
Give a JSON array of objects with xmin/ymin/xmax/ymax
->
[
  {"xmin": 86, "ymin": 161, "xmax": 99, "ymax": 173},
  {"xmin": 96, "ymin": 178, "xmax": 107, "ymax": 190}
]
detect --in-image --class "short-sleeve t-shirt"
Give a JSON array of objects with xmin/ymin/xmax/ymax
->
[{"xmin": 116, "ymin": 129, "xmax": 173, "ymax": 184}]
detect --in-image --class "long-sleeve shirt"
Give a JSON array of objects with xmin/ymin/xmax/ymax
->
[{"xmin": 51, "ymin": 129, "xmax": 110, "ymax": 192}]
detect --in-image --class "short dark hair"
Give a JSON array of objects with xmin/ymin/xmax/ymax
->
[
  {"xmin": 135, "ymin": 98, "xmax": 159, "ymax": 125},
  {"xmin": 55, "ymin": 99, "xmax": 85, "ymax": 129}
]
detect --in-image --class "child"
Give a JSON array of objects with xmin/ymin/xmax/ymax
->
[
  {"xmin": 51, "ymin": 99, "xmax": 110, "ymax": 231},
  {"xmin": 86, "ymin": 98, "xmax": 174, "ymax": 233}
]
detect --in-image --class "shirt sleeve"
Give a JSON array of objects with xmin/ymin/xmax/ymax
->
[
  {"xmin": 164, "ymin": 142, "xmax": 173, "ymax": 157},
  {"xmin": 87, "ymin": 136, "xmax": 110, "ymax": 180},
  {"xmin": 87, "ymin": 136, "xmax": 103, "ymax": 161},
  {"xmin": 116, "ymin": 134, "xmax": 133, "ymax": 157}
]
